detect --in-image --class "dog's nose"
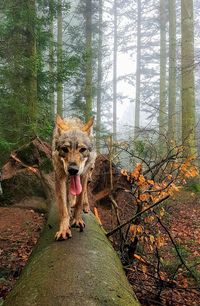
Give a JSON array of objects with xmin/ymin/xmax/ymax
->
[{"xmin": 68, "ymin": 165, "xmax": 79, "ymax": 176}]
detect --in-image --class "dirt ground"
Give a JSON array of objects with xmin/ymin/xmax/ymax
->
[
  {"xmin": 0, "ymin": 205, "xmax": 45, "ymax": 302},
  {"xmin": 0, "ymin": 190, "xmax": 200, "ymax": 305}
]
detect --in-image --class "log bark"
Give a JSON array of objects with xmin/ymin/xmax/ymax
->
[{"xmin": 3, "ymin": 205, "xmax": 140, "ymax": 306}]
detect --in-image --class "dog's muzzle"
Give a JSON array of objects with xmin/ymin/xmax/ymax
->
[{"xmin": 68, "ymin": 165, "xmax": 79, "ymax": 176}]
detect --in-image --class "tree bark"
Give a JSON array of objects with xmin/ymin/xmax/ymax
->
[
  {"xmin": 168, "ymin": 0, "xmax": 176, "ymax": 143},
  {"xmin": 49, "ymin": 0, "xmax": 55, "ymax": 121},
  {"xmin": 24, "ymin": 0, "xmax": 38, "ymax": 134},
  {"xmin": 96, "ymin": 0, "xmax": 103, "ymax": 153},
  {"xmin": 57, "ymin": 0, "xmax": 63, "ymax": 116},
  {"xmin": 159, "ymin": 0, "xmax": 167, "ymax": 142},
  {"xmin": 134, "ymin": 0, "xmax": 141, "ymax": 138},
  {"xmin": 84, "ymin": 0, "xmax": 93, "ymax": 121},
  {"xmin": 113, "ymin": 0, "xmax": 117, "ymax": 141},
  {"xmin": 181, "ymin": 0, "xmax": 197, "ymax": 156},
  {"xmin": 3, "ymin": 209, "xmax": 140, "ymax": 306}
]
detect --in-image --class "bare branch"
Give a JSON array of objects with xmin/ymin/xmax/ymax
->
[{"xmin": 106, "ymin": 194, "xmax": 170, "ymax": 237}]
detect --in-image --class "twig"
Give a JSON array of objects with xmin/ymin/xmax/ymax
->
[
  {"xmin": 109, "ymin": 135, "xmax": 113, "ymax": 191},
  {"xmin": 109, "ymin": 194, "xmax": 125, "ymax": 243},
  {"xmin": 10, "ymin": 154, "xmax": 39, "ymax": 174},
  {"xmin": 106, "ymin": 194, "xmax": 170, "ymax": 237},
  {"xmin": 109, "ymin": 194, "xmax": 121, "ymax": 225},
  {"xmin": 94, "ymin": 207, "xmax": 103, "ymax": 227}
]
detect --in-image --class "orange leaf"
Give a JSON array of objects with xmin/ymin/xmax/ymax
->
[
  {"xmin": 130, "ymin": 224, "xmax": 137, "ymax": 236},
  {"xmin": 156, "ymin": 236, "xmax": 165, "ymax": 248},
  {"xmin": 149, "ymin": 235, "xmax": 155, "ymax": 244},
  {"xmin": 139, "ymin": 194, "xmax": 149, "ymax": 201},
  {"xmin": 147, "ymin": 180, "xmax": 154, "ymax": 185},
  {"xmin": 133, "ymin": 254, "xmax": 147, "ymax": 264}
]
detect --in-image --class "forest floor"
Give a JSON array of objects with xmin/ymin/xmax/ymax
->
[
  {"xmin": 0, "ymin": 201, "xmax": 45, "ymax": 303},
  {"xmin": 128, "ymin": 190, "xmax": 200, "ymax": 306},
  {"xmin": 95, "ymin": 189, "xmax": 200, "ymax": 306},
  {"xmin": 0, "ymin": 191, "xmax": 200, "ymax": 305}
]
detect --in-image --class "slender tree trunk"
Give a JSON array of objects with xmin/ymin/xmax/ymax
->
[
  {"xmin": 168, "ymin": 0, "xmax": 176, "ymax": 143},
  {"xmin": 25, "ymin": 0, "xmax": 37, "ymax": 134},
  {"xmin": 159, "ymin": 0, "xmax": 167, "ymax": 140},
  {"xmin": 96, "ymin": 0, "xmax": 103, "ymax": 153},
  {"xmin": 84, "ymin": 0, "xmax": 93, "ymax": 121},
  {"xmin": 49, "ymin": 0, "xmax": 55, "ymax": 120},
  {"xmin": 176, "ymin": 76, "xmax": 182, "ymax": 142},
  {"xmin": 57, "ymin": 0, "xmax": 63, "ymax": 116},
  {"xmin": 134, "ymin": 0, "xmax": 141, "ymax": 138},
  {"xmin": 181, "ymin": 0, "xmax": 197, "ymax": 156},
  {"xmin": 4, "ymin": 0, "xmax": 37, "ymax": 143},
  {"xmin": 113, "ymin": 0, "xmax": 117, "ymax": 141},
  {"xmin": 7, "ymin": 0, "xmax": 22, "ymax": 142}
]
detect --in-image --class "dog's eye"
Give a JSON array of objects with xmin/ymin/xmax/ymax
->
[
  {"xmin": 61, "ymin": 146, "xmax": 69, "ymax": 153},
  {"xmin": 79, "ymin": 147, "xmax": 87, "ymax": 153}
]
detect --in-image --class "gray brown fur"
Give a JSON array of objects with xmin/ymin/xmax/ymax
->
[{"xmin": 52, "ymin": 115, "xmax": 96, "ymax": 240}]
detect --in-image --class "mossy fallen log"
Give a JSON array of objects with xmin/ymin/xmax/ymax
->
[{"xmin": 3, "ymin": 204, "xmax": 140, "ymax": 306}]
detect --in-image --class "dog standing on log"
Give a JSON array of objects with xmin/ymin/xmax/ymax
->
[{"xmin": 52, "ymin": 115, "xmax": 96, "ymax": 240}]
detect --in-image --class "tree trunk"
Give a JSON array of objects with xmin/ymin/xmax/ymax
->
[
  {"xmin": 57, "ymin": 0, "xmax": 63, "ymax": 116},
  {"xmin": 3, "ymin": 210, "xmax": 140, "ymax": 306},
  {"xmin": 113, "ymin": 0, "xmax": 117, "ymax": 141},
  {"xmin": 134, "ymin": 0, "xmax": 141, "ymax": 138},
  {"xmin": 84, "ymin": 0, "xmax": 93, "ymax": 121},
  {"xmin": 181, "ymin": 0, "xmax": 197, "ymax": 156},
  {"xmin": 159, "ymin": 0, "xmax": 167, "ymax": 141},
  {"xmin": 168, "ymin": 0, "xmax": 176, "ymax": 143},
  {"xmin": 49, "ymin": 0, "xmax": 55, "ymax": 121},
  {"xmin": 25, "ymin": 0, "xmax": 38, "ymax": 134},
  {"xmin": 0, "ymin": 0, "xmax": 38, "ymax": 154},
  {"xmin": 96, "ymin": 0, "xmax": 103, "ymax": 153}
]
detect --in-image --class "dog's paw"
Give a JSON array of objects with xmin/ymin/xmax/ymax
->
[
  {"xmin": 71, "ymin": 218, "xmax": 85, "ymax": 232},
  {"xmin": 55, "ymin": 228, "xmax": 72, "ymax": 241}
]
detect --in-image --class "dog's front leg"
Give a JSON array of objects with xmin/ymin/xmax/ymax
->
[
  {"xmin": 72, "ymin": 177, "xmax": 87, "ymax": 231},
  {"xmin": 55, "ymin": 174, "xmax": 72, "ymax": 240}
]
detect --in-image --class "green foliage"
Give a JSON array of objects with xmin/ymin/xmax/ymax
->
[
  {"xmin": 134, "ymin": 139, "xmax": 146, "ymax": 156},
  {"xmin": 0, "ymin": 0, "xmax": 94, "ymax": 164},
  {"xmin": 186, "ymin": 181, "xmax": 200, "ymax": 193},
  {"xmin": 0, "ymin": 139, "xmax": 14, "ymax": 166}
]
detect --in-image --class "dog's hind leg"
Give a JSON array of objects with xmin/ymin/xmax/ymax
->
[
  {"xmin": 83, "ymin": 189, "xmax": 90, "ymax": 213},
  {"xmin": 83, "ymin": 173, "xmax": 90, "ymax": 213},
  {"xmin": 55, "ymin": 174, "xmax": 72, "ymax": 240},
  {"xmin": 68, "ymin": 193, "xmax": 76, "ymax": 218}
]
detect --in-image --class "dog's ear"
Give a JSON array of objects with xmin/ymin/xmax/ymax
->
[
  {"xmin": 82, "ymin": 117, "xmax": 94, "ymax": 135},
  {"xmin": 56, "ymin": 114, "xmax": 70, "ymax": 131}
]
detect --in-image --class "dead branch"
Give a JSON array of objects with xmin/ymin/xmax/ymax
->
[{"xmin": 106, "ymin": 195, "xmax": 170, "ymax": 237}]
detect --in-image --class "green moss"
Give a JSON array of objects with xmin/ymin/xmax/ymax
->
[{"xmin": 3, "ymin": 211, "xmax": 140, "ymax": 306}]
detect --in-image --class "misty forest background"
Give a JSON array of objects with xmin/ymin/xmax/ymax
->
[
  {"xmin": 0, "ymin": 0, "xmax": 200, "ymax": 166},
  {"xmin": 1, "ymin": 1, "xmax": 200, "ymax": 304}
]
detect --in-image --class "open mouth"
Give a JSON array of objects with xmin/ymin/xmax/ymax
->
[{"xmin": 69, "ymin": 175, "xmax": 82, "ymax": 196}]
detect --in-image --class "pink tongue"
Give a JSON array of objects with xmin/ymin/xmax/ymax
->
[{"xmin": 69, "ymin": 176, "xmax": 82, "ymax": 196}]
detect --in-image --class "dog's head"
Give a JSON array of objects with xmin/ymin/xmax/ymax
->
[{"xmin": 54, "ymin": 115, "xmax": 94, "ymax": 195}]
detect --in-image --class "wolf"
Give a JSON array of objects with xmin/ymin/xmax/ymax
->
[{"xmin": 52, "ymin": 115, "xmax": 96, "ymax": 240}]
